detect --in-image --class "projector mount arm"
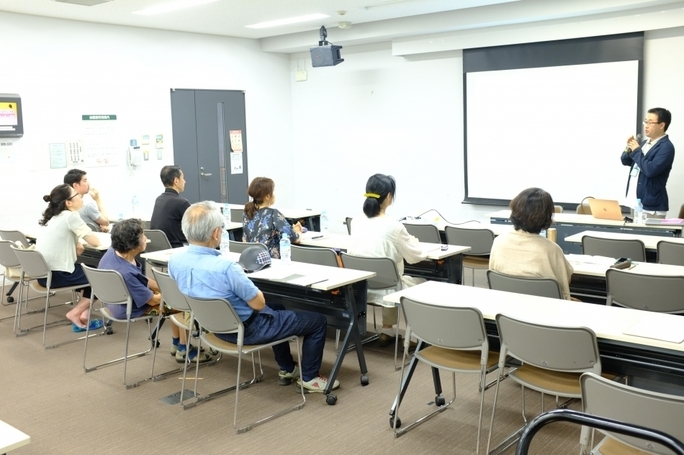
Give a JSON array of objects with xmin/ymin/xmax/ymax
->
[{"xmin": 319, "ymin": 25, "xmax": 329, "ymax": 46}]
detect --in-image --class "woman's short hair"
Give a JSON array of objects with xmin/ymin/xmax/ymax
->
[
  {"xmin": 509, "ymin": 187, "xmax": 554, "ymax": 234},
  {"xmin": 110, "ymin": 219, "xmax": 144, "ymax": 253},
  {"xmin": 182, "ymin": 201, "xmax": 223, "ymax": 243},
  {"xmin": 363, "ymin": 174, "xmax": 396, "ymax": 218}
]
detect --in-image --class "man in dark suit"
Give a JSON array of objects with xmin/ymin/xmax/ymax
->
[{"xmin": 622, "ymin": 107, "xmax": 675, "ymax": 218}]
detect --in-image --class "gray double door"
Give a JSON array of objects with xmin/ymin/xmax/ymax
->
[{"xmin": 170, "ymin": 89, "xmax": 248, "ymax": 205}]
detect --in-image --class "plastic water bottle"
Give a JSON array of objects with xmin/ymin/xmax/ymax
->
[
  {"xmin": 280, "ymin": 234, "xmax": 291, "ymax": 264},
  {"xmin": 220, "ymin": 233, "xmax": 230, "ymax": 254},
  {"xmin": 634, "ymin": 199, "xmax": 644, "ymax": 224},
  {"xmin": 320, "ymin": 210, "xmax": 329, "ymax": 235},
  {"xmin": 222, "ymin": 203, "xmax": 231, "ymax": 225},
  {"xmin": 131, "ymin": 194, "xmax": 139, "ymax": 216}
]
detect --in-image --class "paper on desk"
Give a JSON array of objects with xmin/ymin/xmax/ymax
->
[
  {"xmin": 250, "ymin": 266, "xmax": 328, "ymax": 286},
  {"xmin": 624, "ymin": 318, "xmax": 684, "ymax": 344},
  {"xmin": 566, "ymin": 254, "xmax": 616, "ymax": 266}
]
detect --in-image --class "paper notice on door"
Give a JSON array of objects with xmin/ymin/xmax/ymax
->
[
  {"xmin": 229, "ymin": 130, "xmax": 243, "ymax": 153},
  {"xmin": 230, "ymin": 152, "xmax": 243, "ymax": 174}
]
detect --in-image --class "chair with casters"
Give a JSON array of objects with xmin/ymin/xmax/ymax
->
[
  {"xmin": 142, "ymin": 229, "xmax": 173, "ymax": 271},
  {"xmin": 228, "ymin": 240, "xmax": 267, "ymax": 254},
  {"xmin": 580, "ymin": 372, "xmax": 684, "ymax": 455},
  {"xmin": 487, "ymin": 314, "xmax": 602, "ymax": 455},
  {"xmin": 345, "ymin": 217, "xmax": 353, "ymax": 235},
  {"xmin": 182, "ymin": 295, "xmax": 305, "ymax": 433},
  {"xmin": 657, "ymin": 240, "xmax": 684, "ymax": 266},
  {"xmin": 487, "ymin": 270, "xmax": 563, "ymax": 300},
  {"xmin": 11, "ymin": 247, "xmax": 101, "ymax": 348},
  {"xmin": 581, "ymin": 235, "xmax": 646, "ymax": 262},
  {"xmin": 554, "ymin": 205, "xmax": 563, "ymax": 213},
  {"xmin": 576, "ymin": 196, "xmax": 595, "ymax": 215},
  {"xmin": 81, "ymin": 264, "xmax": 162, "ymax": 388},
  {"xmin": 444, "ymin": 226, "xmax": 494, "ymax": 286},
  {"xmin": 340, "ymin": 252, "xmax": 404, "ymax": 369},
  {"xmin": 606, "ymin": 269, "xmax": 684, "ymax": 313},
  {"xmin": 403, "ymin": 223, "xmax": 441, "ymax": 244},
  {"xmin": 0, "ymin": 230, "xmax": 31, "ymax": 304},
  {"xmin": 392, "ymin": 297, "xmax": 499, "ymax": 454}
]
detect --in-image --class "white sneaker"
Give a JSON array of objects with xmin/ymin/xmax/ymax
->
[
  {"xmin": 297, "ymin": 375, "xmax": 340, "ymax": 393},
  {"xmin": 278, "ymin": 366, "xmax": 300, "ymax": 386}
]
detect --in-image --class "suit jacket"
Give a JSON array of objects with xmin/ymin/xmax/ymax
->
[{"xmin": 621, "ymin": 135, "xmax": 675, "ymax": 211}]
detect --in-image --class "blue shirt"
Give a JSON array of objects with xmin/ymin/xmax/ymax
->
[
  {"xmin": 98, "ymin": 248, "xmax": 153, "ymax": 319},
  {"xmin": 168, "ymin": 245, "xmax": 259, "ymax": 322}
]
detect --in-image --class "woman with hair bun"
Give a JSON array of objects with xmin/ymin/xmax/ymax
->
[
  {"xmin": 36, "ymin": 184, "xmax": 102, "ymax": 331},
  {"xmin": 348, "ymin": 174, "xmax": 427, "ymax": 347}
]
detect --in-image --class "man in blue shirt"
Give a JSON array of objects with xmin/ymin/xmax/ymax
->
[{"xmin": 169, "ymin": 201, "xmax": 338, "ymax": 393}]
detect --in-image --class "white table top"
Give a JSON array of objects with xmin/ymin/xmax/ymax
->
[
  {"xmin": 567, "ymin": 254, "xmax": 684, "ymax": 278},
  {"xmin": 565, "ymin": 230, "xmax": 684, "ymax": 251},
  {"xmin": 383, "ymin": 280, "xmax": 684, "ymax": 351},
  {"xmin": 141, "ymin": 247, "xmax": 375, "ymax": 291},
  {"xmin": 0, "ymin": 419, "xmax": 30, "ymax": 453},
  {"xmin": 489, "ymin": 210, "xmax": 683, "ymax": 232},
  {"xmin": 297, "ymin": 231, "xmax": 471, "ymax": 260},
  {"xmin": 224, "ymin": 203, "xmax": 321, "ymax": 220}
]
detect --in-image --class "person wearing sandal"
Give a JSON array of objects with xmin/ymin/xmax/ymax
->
[
  {"xmin": 36, "ymin": 184, "xmax": 104, "ymax": 333},
  {"xmin": 98, "ymin": 218, "xmax": 211, "ymax": 363}
]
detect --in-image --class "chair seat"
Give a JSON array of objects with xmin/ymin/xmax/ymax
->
[
  {"xmin": 169, "ymin": 312, "xmax": 191, "ymax": 330},
  {"xmin": 203, "ymin": 332, "xmax": 296, "ymax": 355},
  {"xmin": 462, "ymin": 256, "xmax": 490, "ymax": 268},
  {"xmin": 418, "ymin": 346, "xmax": 498, "ymax": 372},
  {"xmin": 510, "ymin": 364, "xmax": 583, "ymax": 397},
  {"xmin": 100, "ymin": 307, "xmax": 155, "ymax": 324},
  {"xmin": 597, "ymin": 437, "xmax": 651, "ymax": 455}
]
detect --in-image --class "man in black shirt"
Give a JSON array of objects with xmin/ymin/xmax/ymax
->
[{"xmin": 150, "ymin": 166, "xmax": 191, "ymax": 248}]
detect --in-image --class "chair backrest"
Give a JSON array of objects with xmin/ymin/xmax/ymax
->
[
  {"xmin": 582, "ymin": 372, "xmax": 684, "ymax": 455},
  {"xmin": 496, "ymin": 313, "xmax": 601, "ymax": 373},
  {"xmin": 143, "ymin": 229, "xmax": 172, "ymax": 253},
  {"xmin": 231, "ymin": 208, "xmax": 243, "ymax": 223},
  {"xmin": 290, "ymin": 245, "xmax": 339, "ymax": 268},
  {"xmin": 487, "ymin": 270, "xmax": 563, "ymax": 300},
  {"xmin": 403, "ymin": 223, "xmax": 441, "ymax": 244},
  {"xmin": 444, "ymin": 226, "xmax": 494, "ymax": 256},
  {"xmin": 657, "ymin": 240, "xmax": 684, "ymax": 266},
  {"xmin": 576, "ymin": 196, "xmax": 595, "ymax": 215},
  {"xmin": 11, "ymin": 247, "xmax": 50, "ymax": 280},
  {"xmin": 183, "ymin": 295, "xmax": 241, "ymax": 340},
  {"xmin": 401, "ymin": 296, "xmax": 488, "ymax": 352},
  {"xmin": 345, "ymin": 217, "xmax": 353, "ymax": 235},
  {"xmin": 81, "ymin": 264, "xmax": 131, "ymax": 309},
  {"xmin": 0, "ymin": 240, "xmax": 20, "ymax": 268},
  {"xmin": 605, "ymin": 269, "xmax": 684, "ymax": 313},
  {"xmin": 679, "ymin": 204, "xmax": 684, "ymax": 219},
  {"xmin": 229, "ymin": 240, "xmax": 267, "ymax": 254},
  {"xmin": 339, "ymin": 253, "xmax": 400, "ymax": 291},
  {"xmin": 152, "ymin": 268, "xmax": 191, "ymax": 312},
  {"xmin": 581, "ymin": 235, "xmax": 646, "ymax": 262},
  {"xmin": 0, "ymin": 230, "xmax": 30, "ymax": 248},
  {"xmin": 553, "ymin": 205, "xmax": 563, "ymax": 213}
]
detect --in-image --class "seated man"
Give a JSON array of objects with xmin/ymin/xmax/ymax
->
[
  {"xmin": 489, "ymin": 187, "xmax": 574, "ymax": 300},
  {"xmin": 99, "ymin": 218, "xmax": 210, "ymax": 363},
  {"xmin": 169, "ymin": 201, "xmax": 338, "ymax": 393},
  {"xmin": 150, "ymin": 165, "xmax": 191, "ymax": 248},
  {"xmin": 64, "ymin": 168, "xmax": 111, "ymax": 233}
]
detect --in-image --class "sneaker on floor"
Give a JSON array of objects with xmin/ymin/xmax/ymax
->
[
  {"xmin": 297, "ymin": 375, "xmax": 340, "ymax": 394},
  {"xmin": 278, "ymin": 365, "xmax": 300, "ymax": 386},
  {"xmin": 170, "ymin": 343, "xmax": 179, "ymax": 356},
  {"xmin": 72, "ymin": 319, "xmax": 104, "ymax": 333},
  {"xmin": 378, "ymin": 333, "xmax": 398, "ymax": 348},
  {"xmin": 175, "ymin": 347, "xmax": 212, "ymax": 364},
  {"xmin": 170, "ymin": 344, "xmax": 205, "ymax": 357}
]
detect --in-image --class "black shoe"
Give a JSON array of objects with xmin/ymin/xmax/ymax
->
[{"xmin": 378, "ymin": 333, "xmax": 397, "ymax": 348}]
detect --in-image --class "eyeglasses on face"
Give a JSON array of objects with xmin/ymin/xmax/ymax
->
[
  {"xmin": 643, "ymin": 119, "xmax": 662, "ymax": 126},
  {"xmin": 67, "ymin": 193, "xmax": 81, "ymax": 201}
]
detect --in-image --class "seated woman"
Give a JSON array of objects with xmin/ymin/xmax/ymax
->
[
  {"xmin": 348, "ymin": 174, "xmax": 427, "ymax": 347},
  {"xmin": 242, "ymin": 177, "xmax": 301, "ymax": 259},
  {"xmin": 36, "ymin": 184, "xmax": 102, "ymax": 332},
  {"xmin": 489, "ymin": 187, "xmax": 574, "ymax": 300},
  {"xmin": 98, "ymin": 219, "xmax": 210, "ymax": 363}
]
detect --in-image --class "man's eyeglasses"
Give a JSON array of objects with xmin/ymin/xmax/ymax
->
[{"xmin": 643, "ymin": 119, "xmax": 662, "ymax": 126}]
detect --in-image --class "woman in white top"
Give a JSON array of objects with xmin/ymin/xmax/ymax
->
[
  {"xmin": 348, "ymin": 174, "xmax": 427, "ymax": 346},
  {"xmin": 36, "ymin": 184, "xmax": 102, "ymax": 331}
]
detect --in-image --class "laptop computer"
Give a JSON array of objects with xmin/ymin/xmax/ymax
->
[{"xmin": 588, "ymin": 199, "xmax": 624, "ymax": 221}]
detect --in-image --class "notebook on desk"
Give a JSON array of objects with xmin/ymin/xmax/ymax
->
[{"xmin": 588, "ymin": 199, "xmax": 624, "ymax": 221}]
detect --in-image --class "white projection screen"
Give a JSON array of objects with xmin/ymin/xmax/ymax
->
[{"xmin": 463, "ymin": 33, "xmax": 644, "ymax": 207}]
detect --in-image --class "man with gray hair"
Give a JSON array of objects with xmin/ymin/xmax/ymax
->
[{"xmin": 169, "ymin": 201, "xmax": 338, "ymax": 393}]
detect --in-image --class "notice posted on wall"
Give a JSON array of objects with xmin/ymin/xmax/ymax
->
[
  {"xmin": 229, "ymin": 129, "xmax": 243, "ymax": 174},
  {"xmin": 82, "ymin": 114, "xmax": 119, "ymax": 167}
]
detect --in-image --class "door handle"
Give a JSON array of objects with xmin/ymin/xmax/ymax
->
[{"xmin": 200, "ymin": 167, "xmax": 212, "ymax": 178}]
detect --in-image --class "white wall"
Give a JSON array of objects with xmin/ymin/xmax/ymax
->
[{"xmin": 0, "ymin": 12, "xmax": 292, "ymax": 229}]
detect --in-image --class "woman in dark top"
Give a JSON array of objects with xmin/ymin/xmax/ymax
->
[{"xmin": 242, "ymin": 177, "xmax": 301, "ymax": 259}]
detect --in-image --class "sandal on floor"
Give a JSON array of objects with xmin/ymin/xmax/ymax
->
[{"xmin": 72, "ymin": 319, "xmax": 104, "ymax": 333}]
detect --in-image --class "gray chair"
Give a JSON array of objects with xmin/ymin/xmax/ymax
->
[
  {"xmin": 606, "ymin": 269, "xmax": 684, "ymax": 313},
  {"xmin": 230, "ymin": 208, "xmax": 243, "ymax": 223},
  {"xmin": 0, "ymin": 240, "xmax": 21, "ymax": 309},
  {"xmin": 394, "ymin": 297, "xmax": 499, "ymax": 454},
  {"xmin": 576, "ymin": 196, "xmax": 595, "ymax": 215},
  {"xmin": 553, "ymin": 205, "xmax": 563, "ymax": 214},
  {"xmin": 12, "ymin": 247, "xmax": 98, "ymax": 348},
  {"xmin": 487, "ymin": 314, "xmax": 602, "ymax": 455},
  {"xmin": 182, "ymin": 295, "xmax": 305, "ymax": 433},
  {"xmin": 229, "ymin": 240, "xmax": 267, "ymax": 254},
  {"xmin": 143, "ymin": 229, "xmax": 173, "ymax": 271},
  {"xmin": 291, "ymin": 245, "xmax": 339, "ymax": 268},
  {"xmin": 487, "ymin": 270, "xmax": 563, "ymax": 300},
  {"xmin": 444, "ymin": 226, "xmax": 495, "ymax": 286},
  {"xmin": 0, "ymin": 230, "xmax": 31, "ymax": 248},
  {"xmin": 403, "ymin": 223, "xmax": 441, "ymax": 244},
  {"xmin": 81, "ymin": 264, "xmax": 160, "ymax": 388},
  {"xmin": 657, "ymin": 240, "xmax": 684, "ymax": 266},
  {"xmin": 581, "ymin": 372, "xmax": 684, "ymax": 455},
  {"xmin": 581, "ymin": 235, "xmax": 646, "ymax": 262},
  {"xmin": 340, "ymin": 253, "xmax": 404, "ymax": 369},
  {"xmin": 345, "ymin": 217, "xmax": 353, "ymax": 235}
]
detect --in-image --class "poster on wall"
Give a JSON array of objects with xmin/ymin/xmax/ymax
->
[
  {"xmin": 82, "ymin": 114, "xmax": 119, "ymax": 167},
  {"xmin": 229, "ymin": 129, "xmax": 243, "ymax": 175}
]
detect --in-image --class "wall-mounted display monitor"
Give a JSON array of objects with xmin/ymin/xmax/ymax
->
[{"xmin": 0, "ymin": 94, "xmax": 23, "ymax": 137}]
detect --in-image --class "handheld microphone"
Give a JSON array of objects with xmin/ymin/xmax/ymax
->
[{"xmin": 624, "ymin": 134, "xmax": 642, "ymax": 153}]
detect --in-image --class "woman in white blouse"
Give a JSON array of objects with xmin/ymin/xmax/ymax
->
[
  {"xmin": 36, "ymin": 184, "xmax": 102, "ymax": 331},
  {"xmin": 348, "ymin": 174, "xmax": 427, "ymax": 347}
]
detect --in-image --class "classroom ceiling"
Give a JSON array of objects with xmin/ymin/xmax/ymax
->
[{"xmin": 1, "ymin": 0, "xmax": 683, "ymax": 52}]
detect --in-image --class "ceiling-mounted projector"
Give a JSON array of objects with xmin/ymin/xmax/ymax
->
[{"xmin": 310, "ymin": 26, "xmax": 344, "ymax": 67}]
